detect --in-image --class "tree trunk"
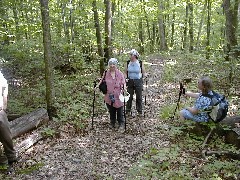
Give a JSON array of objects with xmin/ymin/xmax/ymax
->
[
  {"xmin": 138, "ymin": 18, "xmax": 144, "ymax": 54},
  {"xmin": 39, "ymin": 0, "xmax": 56, "ymax": 119},
  {"xmin": 12, "ymin": 2, "xmax": 20, "ymax": 41},
  {"xmin": 206, "ymin": 0, "xmax": 211, "ymax": 59},
  {"xmin": 61, "ymin": 3, "xmax": 70, "ymax": 42},
  {"xmin": 92, "ymin": 0, "xmax": 104, "ymax": 75},
  {"xmin": 223, "ymin": 0, "xmax": 239, "ymax": 47},
  {"xmin": 104, "ymin": 0, "xmax": 112, "ymax": 65},
  {"xmin": 143, "ymin": 0, "xmax": 152, "ymax": 52},
  {"xmin": 170, "ymin": 0, "xmax": 176, "ymax": 47},
  {"xmin": 188, "ymin": 3, "xmax": 194, "ymax": 52},
  {"xmin": 10, "ymin": 108, "xmax": 49, "ymax": 138},
  {"xmin": 222, "ymin": 0, "xmax": 239, "ymax": 85},
  {"xmin": 69, "ymin": 0, "xmax": 75, "ymax": 44},
  {"xmin": 183, "ymin": 1, "xmax": 188, "ymax": 50},
  {"xmin": 196, "ymin": 0, "xmax": 207, "ymax": 49},
  {"xmin": 158, "ymin": 0, "xmax": 168, "ymax": 51}
]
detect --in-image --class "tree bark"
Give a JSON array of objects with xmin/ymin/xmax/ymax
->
[
  {"xmin": 158, "ymin": 0, "xmax": 168, "ymax": 51},
  {"xmin": 223, "ymin": 0, "xmax": 239, "ymax": 47},
  {"xmin": 196, "ymin": 0, "xmax": 207, "ymax": 49},
  {"xmin": 188, "ymin": 3, "xmax": 194, "ymax": 52},
  {"xmin": 104, "ymin": 0, "xmax": 112, "ymax": 65},
  {"xmin": 206, "ymin": 0, "xmax": 211, "ymax": 59},
  {"xmin": 183, "ymin": 1, "xmax": 188, "ymax": 50},
  {"xmin": 92, "ymin": 0, "xmax": 104, "ymax": 75},
  {"xmin": 170, "ymin": 0, "xmax": 176, "ymax": 47},
  {"xmin": 39, "ymin": 0, "xmax": 56, "ymax": 119},
  {"xmin": 10, "ymin": 108, "xmax": 49, "ymax": 138}
]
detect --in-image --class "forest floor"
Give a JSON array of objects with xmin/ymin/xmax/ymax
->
[
  {"xmin": 3, "ymin": 56, "xmax": 238, "ymax": 180},
  {"xmin": 4, "ymin": 56, "xmax": 181, "ymax": 179}
]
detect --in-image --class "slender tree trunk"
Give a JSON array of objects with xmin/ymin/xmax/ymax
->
[
  {"xmin": 92, "ymin": 0, "xmax": 104, "ymax": 74},
  {"xmin": 183, "ymin": 1, "xmax": 189, "ymax": 50},
  {"xmin": 189, "ymin": 3, "xmax": 194, "ymax": 52},
  {"xmin": 206, "ymin": 0, "xmax": 211, "ymax": 59},
  {"xmin": 39, "ymin": 0, "xmax": 56, "ymax": 119},
  {"xmin": 170, "ymin": 0, "xmax": 176, "ymax": 47},
  {"xmin": 196, "ymin": 0, "xmax": 207, "ymax": 49},
  {"xmin": 104, "ymin": 0, "xmax": 112, "ymax": 65},
  {"xmin": 152, "ymin": 23, "xmax": 156, "ymax": 52},
  {"xmin": 158, "ymin": 0, "xmax": 168, "ymax": 51},
  {"xmin": 143, "ymin": 0, "xmax": 152, "ymax": 52},
  {"xmin": 61, "ymin": 3, "xmax": 70, "ymax": 42},
  {"xmin": 138, "ymin": 18, "xmax": 144, "ymax": 54},
  {"xmin": 69, "ymin": 0, "xmax": 75, "ymax": 43},
  {"xmin": 12, "ymin": 2, "xmax": 20, "ymax": 41}
]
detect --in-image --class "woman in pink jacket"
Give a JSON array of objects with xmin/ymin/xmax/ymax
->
[{"xmin": 97, "ymin": 58, "xmax": 126, "ymax": 130}]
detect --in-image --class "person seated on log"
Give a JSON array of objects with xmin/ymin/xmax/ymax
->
[
  {"xmin": 0, "ymin": 71, "xmax": 18, "ymax": 167},
  {"xmin": 179, "ymin": 76, "xmax": 213, "ymax": 122}
]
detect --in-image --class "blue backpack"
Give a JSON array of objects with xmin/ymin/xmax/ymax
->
[{"xmin": 202, "ymin": 91, "xmax": 229, "ymax": 122}]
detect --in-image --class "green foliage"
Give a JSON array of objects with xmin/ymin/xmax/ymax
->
[
  {"xmin": 41, "ymin": 127, "xmax": 56, "ymax": 138},
  {"xmin": 127, "ymin": 128, "xmax": 239, "ymax": 179},
  {"xmin": 17, "ymin": 162, "xmax": 44, "ymax": 175}
]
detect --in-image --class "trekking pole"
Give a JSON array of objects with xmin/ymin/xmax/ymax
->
[
  {"xmin": 171, "ymin": 82, "xmax": 185, "ymax": 119},
  {"xmin": 123, "ymin": 88, "xmax": 127, "ymax": 131},
  {"xmin": 144, "ymin": 77, "xmax": 148, "ymax": 118},
  {"xmin": 91, "ymin": 80, "xmax": 97, "ymax": 129}
]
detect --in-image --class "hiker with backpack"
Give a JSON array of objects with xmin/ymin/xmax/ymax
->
[
  {"xmin": 95, "ymin": 58, "xmax": 126, "ymax": 130},
  {"xmin": 124, "ymin": 49, "xmax": 147, "ymax": 117},
  {"xmin": 179, "ymin": 76, "xmax": 214, "ymax": 122}
]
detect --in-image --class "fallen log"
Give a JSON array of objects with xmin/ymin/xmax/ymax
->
[
  {"xmin": 15, "ymin": 132, "xmax": 43, "ymax": 154},
  {"xmin": 9, "ymin": 108, "xmax": 49, "ymax": 139},
  {"xmin": 187, "ymin": 115, "xmax": 240, "ymax": 150},
  {"xmin": 202, "ymin": 150, "xmax": 240, "ymax": 160}
]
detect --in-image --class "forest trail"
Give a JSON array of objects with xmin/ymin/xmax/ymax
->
[{"xmin": 9, "ymin": 56, "xmax": 171, "ymax": 179}]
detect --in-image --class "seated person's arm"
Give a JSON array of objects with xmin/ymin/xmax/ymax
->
[{"xmin": 185, "ymin": 91, "xmax": 200, "ymax": 98}]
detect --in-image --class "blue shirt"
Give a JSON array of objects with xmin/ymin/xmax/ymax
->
[
  {"xmin": 192, "ymin": 91, "xmax": 213, "ymax": 122},
  {"xmin": 127, "ymin": 60, "xmax": 142, "ymax": 79}
]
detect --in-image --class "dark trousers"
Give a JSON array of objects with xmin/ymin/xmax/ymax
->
[
  {"xmin": 0, "ymin": 110, "xmax": 16, "ymax": 164},
  {"xmin": 106, "ymin": 104, "xmax": 124, "ymax": 126},
  {"xmin": 126, "ymin": 79, "xmax": 143, "ymax": 114}
]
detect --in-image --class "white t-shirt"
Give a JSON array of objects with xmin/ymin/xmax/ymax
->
[{"xmin": 0, "ymin": 72, "xmax": 8, "ymax": 108}]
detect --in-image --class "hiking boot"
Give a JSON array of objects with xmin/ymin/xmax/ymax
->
[
  {"xmin": 118, "ymin": 124, "xmax": 125, "ymax": 133},
  {"xmin": 8, "ymin": 157, "xmax": 19, "ymax": 166},
  {"xmin": 137, "ymin": 112, "xmax": 144, "ymax": 118}
]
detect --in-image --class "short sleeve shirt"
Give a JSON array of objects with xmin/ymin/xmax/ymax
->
[
  {"xmin": 192, "ymin": 91, "xmax": 213, "ymax": 122},
  {"xmin": 104, "ymin": 69, "xmax": 125, "ymax": 108}
]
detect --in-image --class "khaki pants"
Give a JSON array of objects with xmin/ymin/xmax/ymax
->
[{"xmin": 0, "ymin": 110, "xmax": 16, "ymax": 164}]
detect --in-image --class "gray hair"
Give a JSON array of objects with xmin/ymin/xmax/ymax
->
[{"xmin": 200, "ymin": 76, "xmax": 213, "ymax": 93}]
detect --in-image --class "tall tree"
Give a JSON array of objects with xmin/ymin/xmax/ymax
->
[
  {"xmin": 104, "ymin": 0, "xmax": 112, "ymax": 64},
  {"xmin": 92, "ymin": 0, "xmax": 104, "ymax": 74},
  {"xmin": 158, "ymin": 0, "xmax": 168, "ymax": 51},
  {"xmin": 196, "ymin": 0, "xmax": 207, "ymax": 49},
  {"xmin": 223, "ymin": 0, "xmax": 239, "ymax": 47},
  {"xmin": 170, "ymin": 0, "xmax": 176, "ymax": 47},
  {"xmin": 188, "ymin": 2, "xmax": 194, "ymax": 52},
  {"xmin": 39, "ymin": 0, "xmax": 55, "ymax": 119},
  {"xmin": 183, "ymin": 1, "xmax": 189, "ymax": 50},
  {"xmin": 206, "ymin": 0, "xmax": 211, "ymax": 59}
]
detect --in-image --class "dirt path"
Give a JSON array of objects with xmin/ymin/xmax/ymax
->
[{"xmin": 8, "ymin": 57, "xmax": 170, "ymax": 180}]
